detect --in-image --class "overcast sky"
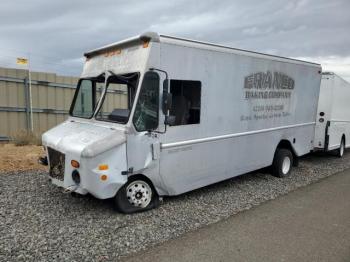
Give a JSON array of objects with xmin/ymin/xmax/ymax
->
[{"xmin": 0, "ymin": 0, "xmax": 349, "ymax": 81}]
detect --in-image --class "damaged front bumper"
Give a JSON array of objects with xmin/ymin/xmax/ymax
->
[{"xmin": 44, "ymin": 145, "xmax": 128, "ymax": 199}]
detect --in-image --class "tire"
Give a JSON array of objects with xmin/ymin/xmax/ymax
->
[
  {"xmin": 113, "ymin": 177, "xmax": 159, "ymax": 214},
  {"xmin": 337, "ymin": 138, "xmax": 345, "ymax": 158},
  {"xmin": 271, "ymin": 148, "xmax": 293, "ymax": 178}
]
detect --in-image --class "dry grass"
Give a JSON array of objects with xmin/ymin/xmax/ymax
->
[
  {"xmin": 0, "ymin": 143, "xmax": 47, "ymax": 173},
  {"xmin": 10, "ymin": 130, "xmax": 42, "ymax": 146}
]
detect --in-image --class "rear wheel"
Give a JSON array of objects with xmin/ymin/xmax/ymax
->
[
  {"xmin": 337, "ymin": 138, "xmax": 345, "ymax": 158},
  {"xmin": 271, "ymin": 148, "xmax": 293, "ymax": 178},
  {"xmin": 114, "ymin": 177, "xmax": 159, "ymax": 214}
]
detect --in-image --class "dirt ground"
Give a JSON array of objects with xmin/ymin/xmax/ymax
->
[{"xmin": 0, "ymin": 144, "xmax": 47, "ymax": 173}]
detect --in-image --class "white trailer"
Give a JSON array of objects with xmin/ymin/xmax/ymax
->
[
  {"xmin": 314, "ymin": 72, "xmax": 350, "ymax": 157},
  {"xmin": 42, "ymin": 32, "xmax": 322, "ymax": 213}
]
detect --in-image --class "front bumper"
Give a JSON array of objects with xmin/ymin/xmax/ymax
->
[
  {"xmin": 46, "ymin": 144, "xmax": 128, "ymax": 199},
  {"xmin": 50, "ymin": 178, "xmax": 88, "ymax": 195}
]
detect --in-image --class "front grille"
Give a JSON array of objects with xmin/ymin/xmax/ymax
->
[{"xmin": 48, "ymin": 147, "xmax": 65, "ymax": 181}]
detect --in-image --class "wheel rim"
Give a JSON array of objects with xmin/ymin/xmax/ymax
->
[
  {"xmin": 282, "ymin": 156, "xmax": 291, "ymax": 175},
  {"xmin": 126, "ymin": 180, "xmax": 152, "ymax": 208},
  {"xmin": 340, "ymin": 141, "xmax": 344, "ymax": 156}
]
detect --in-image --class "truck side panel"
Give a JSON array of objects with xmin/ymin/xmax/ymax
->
[
  {"xmin": 327, "ymin": 74, "xmax": 350, "ymax": 150},
  {"xmin": 158, "ymin": 43, "xmax": 321, "ymax": 195}
]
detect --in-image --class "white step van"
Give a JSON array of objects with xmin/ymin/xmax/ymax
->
[
  {"xmin": 42, "ymin": 32, "xmax": 322, "ymax": 213},
  {"xmin": 314, "ymin": 72, "xmax": 350, "ymax": 157}
]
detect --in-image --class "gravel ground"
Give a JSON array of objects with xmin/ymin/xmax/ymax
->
[{"xmin": 1, "ymin": 151, "xmax": 350, "ymax": 261}]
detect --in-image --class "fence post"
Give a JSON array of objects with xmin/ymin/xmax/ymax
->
[{"xmin": 24, "ymin": 77, "xmax": 31, "ymax": 131}]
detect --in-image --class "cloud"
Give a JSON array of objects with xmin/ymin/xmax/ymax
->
[
  {"xmin": 295, "ymin": 55, "xmax": 350, "ymax": 82},
  {"xmin": 0, "ymin": 0, "xmax": 349, "ymax": 80}
]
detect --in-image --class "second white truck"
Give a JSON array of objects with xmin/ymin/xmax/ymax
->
[{"xmin": 314, "ymin": 72, "xmax": 350, "ymax": 157}]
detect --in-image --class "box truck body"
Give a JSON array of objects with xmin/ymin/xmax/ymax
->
[
  {"xmin": 314, "ymin": 72, "xmax": 350, "ymax": 156},
  {"xmin": 42, "ymin": 32, "xmax": 322, "ymax": 213}
]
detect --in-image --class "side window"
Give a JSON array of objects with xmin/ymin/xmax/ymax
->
[
  {"xmin": 133, "ymin": 72, "xmax": 160, "ymax": 131},
  {"xmin": 169, "ymin": 80, "xmax": 201, "ymax": 126}
]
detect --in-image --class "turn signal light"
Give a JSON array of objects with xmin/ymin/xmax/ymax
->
[
  {"xmin": 98, "ymin": 164, "xmax": 109, "ymax": 170},
  {"xmin": 71, "ymin": 160, "xmax": 80, "ymax": 168},
  {"xmin": 100, "ymin": 174, "xmax": 108, "ymax": 181}
]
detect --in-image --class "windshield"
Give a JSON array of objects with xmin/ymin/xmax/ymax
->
[
  {"xmin": 95, "ymin": 73, "xmax": 139, "ymax": 123},
  {"xmin": 70, "ymin": 74, "xmax": 105, "ymax": 118},
  {"xmin": 70, "ymin": 71, "xmax": 160, "ymax": 129}
]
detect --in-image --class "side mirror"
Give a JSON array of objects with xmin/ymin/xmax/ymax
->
[
  {"xmin": 162, "ymin": 80, "xmax": 172, "ymax": 114},
  {"xmin": 164, "ymin": 115, "xmax": 176, "ymax": 126}
]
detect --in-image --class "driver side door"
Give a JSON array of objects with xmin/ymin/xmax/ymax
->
[{"xmin": 126, "ymin": 71, "xmax": 162, "ymax": 182}]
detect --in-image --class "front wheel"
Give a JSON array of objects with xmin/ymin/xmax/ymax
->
[
  {"xmin": 114, "ymin": 177, "xmax": 159, "ymax": 214},
  {"xmin": 271, "ymin": 148, "xmax": 293, "ymax": 178}
]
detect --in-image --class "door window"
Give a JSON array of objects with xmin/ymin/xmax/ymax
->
[{"xmin": 133, "ymin": 72, "xmax": 160, "ymax": 131}]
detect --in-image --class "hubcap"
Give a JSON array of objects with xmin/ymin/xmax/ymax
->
[
  {"xmin": 126, "ymin": 180, "xmax": 152, "ymax": 208},
  {"xmin": 282, "ymin": 156, "xmax": 291, "ymax": 175}
]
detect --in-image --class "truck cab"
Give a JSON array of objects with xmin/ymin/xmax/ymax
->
[{"xmin": 43, "ymin": 33, "xmax": 168, "ymax": 213}]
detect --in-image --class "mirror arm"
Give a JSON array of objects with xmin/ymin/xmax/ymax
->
[
  {"xmin": 148, "ymin": 68, "xmax": 171, "ymax": 134},
  {"xmin": 149, "ymin": 68, "xmax": 168, "ymax": 80},
  {"xmin": 147, "ymin": 124, "xmax": 167, "ymax": 135}
]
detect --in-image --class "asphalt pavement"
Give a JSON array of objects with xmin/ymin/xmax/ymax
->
[{"xmin": 124, "ymin": 169, "xmax": 350, "ymax": 262}]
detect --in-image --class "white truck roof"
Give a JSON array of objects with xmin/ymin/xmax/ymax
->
[{"xmin": 84, "ymin": 32, "xmax": 321, "ymax": 68}]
